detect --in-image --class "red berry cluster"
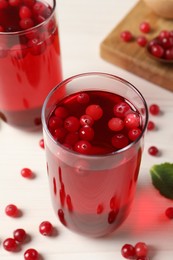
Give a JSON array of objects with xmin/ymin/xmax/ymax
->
[
  {"xmin": 48, "ymin": 91, "xmax": 142, "ymax": 155},
  {"xmin": 121, "ymin": 242, "xmax": 149, "ymax": 259},
  {"xmin": 0, "ymin": 0, "xmax": 57, "ymax": 58},
  {"xmin": 147, "ymin": 104, "xmax": 160, "ymax": 156},
  {"xmin": 147, "ymin": 30, "xmax": 173, "ymax": 61}
]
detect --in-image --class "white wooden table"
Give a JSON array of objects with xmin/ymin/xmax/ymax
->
[{"xmin": 0, "ymin": 0, "xmax": 173, "ymax": 259}]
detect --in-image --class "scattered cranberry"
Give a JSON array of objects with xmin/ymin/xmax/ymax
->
[
  {"xmin": 39, "ymin": 138, "xmax": 44, "ymax": 149},
  {"xmin": 165, "ymin": 207, "xmax": 173, "ymax": 219},
  {"xmin": 5, "ymin": 204, "xmax": 18, "ymax": 217},
  {"xmin": 21, "ymin": 167, "xmax": 33, "ymax": 178},
  {"xmin": 3, "ymin": 238, "xmax": 17, "ymax": 252},
  {"xmin": 135, "ymin": 242, "xmax": 148, "ymax": 258},
  {"xmin": 147, "ymin": 121, "xmax": 155, "ymax": 131},
  {"xmin": 85, "ymin": 104, "xmax": 103, "ymax": 120},
  {"xmin": 39, "ymin": 221, "xmax": 53, "ymax": 236},
  {"xmin": 13, "ymin": 228, "xmax": 27, "ymax": 242},
  {"xmin": 121, "ymin": 243, "xmax": 136, "ymax": 259},
  {"xmin": 139, "ymin": 21, "xmax": 151, "ymax": 33},
  {"xmin": 137, "ymin": 36, "xmax": 148, "ymax": 47},
  {"xmin": 148, "ymin": 146, "xmax": 159, "ymax": 156},
  {"xmin": 120, "ymin": 30, "xmax": 134, "ymax": 42},
  {"xmin": 24, "ymin": 248, "xmax": 39, "ymax": 260},
  {"xmin": 149, "ymin": 104, "xmax": 160, "ymax": 115}
]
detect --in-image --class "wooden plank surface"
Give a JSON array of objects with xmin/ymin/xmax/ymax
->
[{"xmin": 100, "ymin": 0, "xmax": 173, "ymax": 92}]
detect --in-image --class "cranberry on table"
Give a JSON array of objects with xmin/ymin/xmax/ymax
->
[
  {"xmin": 121, "ymin": 243, "xmax": 136, "ymax": 259},
  {"xmin": 137, "ymin": 36, "xmax": 148, "ymax": 47},
  {"xmin": 39, "ymin": 221, "xmax": 53, "ymax": 236},
  {"xmin": 21, "ymin": 167, "xmax": 33, "ymax": 178},
  {"xmin": 147, "ymin": 121, "xmax": 155, "ymax": 131},
  {"xmin": 139, "ymin": 21, "xmax": 151, "ymax": 33},
  {"xmin": 5, "ymin": 204, "xmax": 18, "ymax": 217},
  {"xmin": 165, "ymin": 207, "xmax": 173, "ymax": 219},
  {"xmin": 13, "ymin": 228, "xmax": 27, "ymax": 242},
  {"xmin": 3, "ymin": 238, "xmax": 17, "ymax": 252},
  {"xmin": 149, "ymin": 104, "xmax": 160, "ymax": 115},
  {"xmin": 135, "ymin": 242, "xmax": 148, "ymax": 258},
  {"xmin": 148, "ymin": 146, "xmax": 159, "ymax": 156},
  {"xmin": 24, "ymin": 248, "xmax": 39, "ymax": 260}
]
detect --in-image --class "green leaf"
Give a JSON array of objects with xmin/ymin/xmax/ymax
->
[{"xmin": 150, "ymin": 162, "xmax": 173, "ymax": 200}]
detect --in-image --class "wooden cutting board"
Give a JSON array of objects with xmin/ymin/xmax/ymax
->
[{"xmin": 100, "ymin": 0, "xmax": 173, "ymax": 92}]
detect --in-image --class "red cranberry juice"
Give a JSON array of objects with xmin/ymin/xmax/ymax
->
[
  {"xmin": 46, "ymin": 90, "xmax": 143, "ymax": 237},
  {"xmin": 0, "ymin": 0, "xmax": 62, "ymax": 128}
]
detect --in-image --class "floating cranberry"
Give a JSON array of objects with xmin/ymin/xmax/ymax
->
[
  {"xmin": 23, "ymin": 0, "xmax": 35, "ymax": 7},
  {"xmin": 86, "ymin": 104, "xmax": 103, "ymax": 120},
  {"xmin": 135, "ymin": 242, "xmax": 148, "ymax": 258},
  {"xmin": 54, "ymin": 106, "xmax": 69, "ymax": 119},
  {"xmin": 120, "ymin": 30, "xmax": 133, "ymax": 42},
  {"xmin": 64, "ymin": 131, "xmax": 79, "ymax": 146},
  {"xmin": 121, "ymin": 243, "xmax": 136, "ymax": 259},
  {"xmin": 148, "ymin": 146, "xmax": 159, "ymax": 156},
  {"xmin": 139, "ymin": 21, "xmax": 151, "ymax": 33},
  {"xmin": 77, "ymin": 92, "xmax": 90, "ymax": 104},
  {"xmin": 79, "ymin": 125, "xmax": 94, "ymax": 141},
  {"xmin": 19, "ymin": 18, "xmax": 34, "ymax": 30},
  {"xmin": 74, "ymin": 140, "xmax": 92, "ymax": 154},
  {"xmin": 124, "ymin": 112, "xmax": 140, "ymax": 129},
  {"xmin": 80, "ymin": 114, "xmax": 94, "ymax": 126},
  {"xmin": 53, "ymin": 127, "xmax": 67, "ymax": 141},
  {"xmin": 5, "ymin": 204, "xmax": 18, "ymax": 217},
  {"xmin": 13, "ymin": 228, "xmax": 27, "ymax": 242},
  {"xmin": 137, "ymin": 35, "xmax": 148, "ymax": 47},
  {"xmin": 19, "ymin": 5, "xmax": 32, "ymax": 19},
  {"xmin": 24, "ymin": 248, "xmax": 39, "ymax": 260},
  {"xmin": 48, "ymin": 116, "xmax": 63, "ymax": 131},
  {"xmin": 165, "ymin": 207, "xmax": 173, "ymax": 219},
  {"xmin": 64, "ymin": 116, "xmax": 80, "ymax": 132},
  {"xmin": 147, "ymin": 121, "xmax": 155, "ymax": 131},
  {"xmin": 128, "ymin": 128, "xmax": 142, "ymax": 141},
  {"xmin": 113, "ymin": 102, "xmax": 131, "ymax": 118},
  {"xmin": 21, "ymin": 167, "xmax": 33, "ymax": 178},
  {"xmin": 3, "ymin": 238, "xmax": 17, "ymax": 252},
  {"xmin": 108, "ymin": 117, "xmax": 124, "ymax": 131},
  {"xmin": 33, "ymin": 1, "xmax": 46, "ymax": 16},
  {"xmin": 149, "ymin": 104, "xmax": 160, "ymax": 115},
  {"xmin": 39, "ymin": 221, "xmax": 53, "ymax": 236},
  {"xmin": 111, "ymin": 133, "xmax": 129, "ymax": 149},
  {"xmin": 9, "ymin": 0, "xmax": 21, "ymax": 6}
]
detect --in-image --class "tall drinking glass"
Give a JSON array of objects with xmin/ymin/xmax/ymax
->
[
  {"xmin": 0, "ymin": 0, "xmax": 62, "ymax": 129},
  {"xmin": 42, "ymin": 72, "xmax": 148, "ymax": 237}
]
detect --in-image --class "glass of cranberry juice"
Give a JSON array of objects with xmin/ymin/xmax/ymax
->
[
  {"xmin": 42, "ymin": 72, "xmax": 148, "ymax": 237},
  {"xmin": 0, "ymin": 0, "xmax": 62, "ymax": 129}
]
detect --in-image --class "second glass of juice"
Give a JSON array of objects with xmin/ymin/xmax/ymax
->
[
  {"xmin": 42, "ymin": 72, "xmax": 148, "ymax": 237},
  {"xmin": 0, "ymin": 0, "xmax": 62, "ymax": 129}
]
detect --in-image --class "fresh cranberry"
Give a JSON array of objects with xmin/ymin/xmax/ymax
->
[
  {"xmin": 147, "ymin": 121, "xmax": 155, "ymax": 130},
  {"xmin": 19, "ymin": 18, "xmax": 34, "ymax": 30},
  {"xmin": 23, "ymin": 0, "xmax": 35, "ymax": 7},
  {"xmin": 3, "ymin": 238, "xmax": 17, "ymax": 252},
  {"xmin": 0, "ymin": 0, "xmax": 8, "ymax": 9},
  {"xmin": 39, "ymin": 138, "xmax": 44, "ymax": 149},
  {"xmin": 149, "ymin": 104, "xmax": 160, "ymax": 115},
  {"xmin": 13, "ymin": 228, "xmax": 27, "ymax": 242},
  {"xmin": 159, "ymin": 30, "xmax": 170, "ymax": 39},
  {"xmin": 137, "ymin": 36, "xmax": 148, "ymax": 47},
  {"xmin": 5, "ymin": 204, "xmax": 18, "ymax": 217},
  {"xmin": 128, "ymin": 128, "xmax": 142, "ymax": 141},
  {"xmin": 33, "ymin": 2, "xmax": 46, "ymax": 16},
  {"xmin": 139, "ymin": 21, "xmax": 151, "ymax": 33},
  {"xmin": 165, "ymin": 47, "xmax": 173, "ymax": 60},
  {"xmin": 120, "ymin": 30, "xmax": 133, "ymax": 42},
  {"xmin": 160, "ymin": 36, "xmax": 173, "ymax": 49},
  {"xmin": 9, "ymin": 0, "xmax": 21, "ymax": 6},
  {"xmin": 165, "ymin": 207, "xmax": 173, "ymax": 219},
  {"xmin": 150, "ymin": 44, "xmax": 164, "ymax": 58},
  {"xmin": 108, "ymin": 117, "xmax": 124, "ymax": 131},
  {"xmin": 121, "ymin": 243, "xmax": 136, "ymax": 259},
  {"xmin": 124, "ymin": 112, "xmax": 140, "ymax": 129},
  {"xmin": 39, "ymin": 221, "xmax": 53, "ymax": 236},
  {"xmin": 148, "ymin": 146, "xmax": 159, "ymax": 156},
  {"xmin": 74, "ymin": 140, "xmax": 92, "ymax": 154},
  {"xmin": 53, "ymin": 127, "xmax": 67, "ymax": 141},
  {"xmin": 111, "ymin": 133, "xmax": 129, "ymax": 149},
  {"xmin": 48, "ymin": 116, "xmax": 63, "ymax": 131},
  {"xmin": 21, "ymin": 167, "xmax": 33, "ymax": 178},
  {"xmin": 79, "ymin": 125, "xmax": 94, "ymax": 141},
  {"xmin": 77, "ymin": 92, "xmax": 90, "ymax": 104},
  {"xmin": 113, "ymin": 102, "xmax": 131, "ymax": 118},
  {"xmin": 80, "ymin": 114, "xmax": 94, "ymax": 126},
  {"xmin": 64, "ymin": 131, "xmax": 79, "ymax": 146},
  {"xmin": 135, "ymin": 242, "xmax": 148, "ymax": 258},
  {"xmin": 86, "ymin": 104, "xmax": 103, "ymax": 120},
  {"xmin": 19, "ymin": 6, "xmax": 32, "ymax": 19},
  {"xmin": 24, "ymin": 248, "xmax": 39, "ymax": 260},
  {"xmin": 54, "ymin": 106, "xmax": 69, "ymax": 119},
  {"xmin": 64, "ymin": 116, "xmax": 80, "ymax": 132}
]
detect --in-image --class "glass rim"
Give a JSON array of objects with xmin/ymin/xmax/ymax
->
[
  {"xmin": 41, "ymin": 72, "xmax": 149, "ymax": 158},
  {"xmin": 0, "ymin": 0, "xmax": 56, "ymax": 36}
]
